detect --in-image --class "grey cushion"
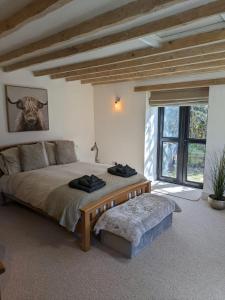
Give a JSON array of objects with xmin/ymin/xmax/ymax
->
[
  {"xmin": 45, "ymin": 142, "xmax": 56, "ymax": 165},
  {"xmin": 0, "ymin": 147, "xmax": 21, "ymax": 175},
  {"xmin": 55, "ymin": 140, "xmax": 77, "ymax": 165},
  {"xmin": 19, "ymin": 143, "xmax": 48, "ymax": 172}
]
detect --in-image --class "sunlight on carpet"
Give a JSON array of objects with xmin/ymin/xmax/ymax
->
[{"xmin": 152, "ymin": 181, "xmax": 202, "ymax": 201}]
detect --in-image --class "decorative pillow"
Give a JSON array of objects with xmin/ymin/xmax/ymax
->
[
  {"xmin": 45, "ymin": 142, "xmax": 56, "ymax": 165},
  {"xmin": 19, "ymin": 143, "xmax": 48, "ymax": 172},
  {"xmin": 55, "ymin": 140, "xmax": 77, "ymax": 165},
  {"xmin": 0, "ymin": 147, "xmax": 21, "ymax": 175}
]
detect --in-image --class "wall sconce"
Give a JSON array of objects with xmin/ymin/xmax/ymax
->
[{"xmin": 114, "ymin": 96, "xmax": 122, "ymax": 112}]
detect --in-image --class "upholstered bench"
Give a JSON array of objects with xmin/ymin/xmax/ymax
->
[{"xmin": 94, "ymin": 193, "xmax": 180, "ymax": 258}]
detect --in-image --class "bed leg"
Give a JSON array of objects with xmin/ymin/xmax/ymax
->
[
  {"xmin": 80, "ymin": 211, "xmax": 91, "ymax": 252},
  {"xmin": 146, "ymin": 182, "xmax": 151, "ymax": 193}
]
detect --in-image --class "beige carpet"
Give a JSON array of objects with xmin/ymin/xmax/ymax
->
[
  {"xmin": 152, "ymin": 181, "xmax": 202, "ymax": 201},
  {"xmin": 1, "ymin": 197, "xmax": 225, "ymax": 300}
]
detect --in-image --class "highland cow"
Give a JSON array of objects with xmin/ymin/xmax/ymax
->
[{"xmin": 7, "ymin": 96, "xmax": 48, "ymax": 131}]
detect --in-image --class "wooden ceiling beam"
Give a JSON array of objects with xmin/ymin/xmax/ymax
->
[
  {"xmin": 63, "ymin": 52, "xmax": 225, "ymax": 81},
  {"xmin": 50, "ymin": 42, "xmax": 225, "ymax": 78},
  {"xmin": 33, "ymin": 30, "xmax": 225, "ymax": 77},
  {"xmin": 135, "ymin": 78, "xmax": 225, "ymax": 92},
  {"xmin": 4, "ymin": 0, "xmax": 225, "ymax": 71},
  {"xmin": 71, "ymin": 59, "xmax": 225, "ymax": 83},
  {"xmin": 85, "ymin": 67, "xmax": 225, "ymax": 85},
  {"xmin": 0, "ymin": 0, "xmax": 174, "ymax": 62},
  {"xmin": 0, "ymin": 0, "xmax": 71, "ymax": 38}
]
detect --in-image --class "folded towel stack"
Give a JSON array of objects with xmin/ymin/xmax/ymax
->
[
  {"xmin": 69, "ymin": 175, "xmax": 106, "ymax": 193},
  {"xmin": 108, "ymin": 164, "xmax": 137, "ymax": 178}
]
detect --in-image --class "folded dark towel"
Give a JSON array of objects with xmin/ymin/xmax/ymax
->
[
  {"xmin": 78, "ymin": 175, "xmax": 101, "ymax": 188},
  {"xmin": 108, "ymin": 164, "xmax": 137, "ymax": 177},
  {"xmin": 69, "ymin": 180, "xmax": 106, "ymax": 193},
  {"xmin": 69, "ymin": 175, "xmax": 106, "ymax": 193}
]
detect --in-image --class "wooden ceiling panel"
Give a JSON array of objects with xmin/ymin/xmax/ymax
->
[
  {"xmin": 63, "ymin": 52, "xmax": 225, "ymax": 81},
  {"xmin": 0, "ymin": 0, "xmax": 173, "ymax": 64},
  {"xmin": 33, "ymin": 31, "xmax": 225, "ymax": 77},
  {"xmin": 77, "ymin": 61, "xmax": 225, "ymax": 84},
  {"xmin": 2, "ymin": 0, "xmax": 225, "ymax": 86},
  {"xmin": 86, "ymin": 67, "xmax": 225, "ymax": 85},
  {"xmin": 3, "ymin": 0, "xmax": 225, "ymax": 71}
]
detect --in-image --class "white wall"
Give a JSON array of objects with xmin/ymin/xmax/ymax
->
[
  {"xmin": 93, "ymin": 82, "xmax": 146, "ymax": 173},
  {"xmin": 2, "ymin": 69, "xmax": 224, "ymax": 187},
  {"xmin": 93, "ymin": 78, "xmax": 225, "ymax": 194},
  {"xmin": 203, "ymin": 85, "xmax": 225, "ymax": 196},
  {"xmin": 0, "ymin": 70, "xmax": 95, "ymax": 162},
  {"xmin": 144, "ymin": 103, "xmax": 158, "ymax": 180}
]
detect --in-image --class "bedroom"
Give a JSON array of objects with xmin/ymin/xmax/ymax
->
[{"xmin": 0, "ymin": 0, "xmax": 225, "ymax": 299}]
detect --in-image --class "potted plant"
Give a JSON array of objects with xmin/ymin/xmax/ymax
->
[{"xmin": 208, "ymin": 148, "xmax": 225, "ymax": 210}]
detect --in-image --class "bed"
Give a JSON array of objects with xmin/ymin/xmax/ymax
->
[{"xmin": 0, "ymin": 142, "xmax": 150, "ymax": 251}]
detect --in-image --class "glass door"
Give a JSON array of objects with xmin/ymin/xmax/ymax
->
[
  {"xmin": 157, "ymin": 106, "xmax": 180, "ymax": 183},
  {"xmin": 157, "ymin": 104, "xmax": 208, "ymax": 188},
  {"xmin": 183, "ymin": 105, "xmax": 208, "ymax": 187}
]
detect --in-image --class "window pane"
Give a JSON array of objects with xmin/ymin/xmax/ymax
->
[
  {"xmin": 187, "ymin": 143, "xmax": 206, "ymax": 183},
  {"xmin": 162, "ymin": 142, "xmax": 178, "ymax": 178},
  {"xmin": 163, "ymin": 106, "xmax": 179, "ymax": 137},
  {"xmin": 189, "ymin": 105, "xmax": 208, "ymax": 139}
]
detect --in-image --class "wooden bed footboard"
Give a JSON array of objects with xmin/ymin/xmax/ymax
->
[{"xmin": 79, "ymin": 180, "xmax": 151, "ymax": 251}]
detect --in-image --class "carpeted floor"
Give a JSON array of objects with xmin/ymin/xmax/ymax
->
[
  {"xmin": 1, "ymin": 196, "xmax": 225, "ymax": 300},
  {"xmin": 152, "ymin": 181, "xmax": 202, "ymax": 201}
]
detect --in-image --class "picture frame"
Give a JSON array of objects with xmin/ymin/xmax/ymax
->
[{"xmin": 5, "ymin": 85, "xmax": 49, "ymax": 132}]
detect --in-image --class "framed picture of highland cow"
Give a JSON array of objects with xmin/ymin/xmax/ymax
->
[{"xmin": 5, "ymin": 85, "xmax": 49, "ymax": 132}]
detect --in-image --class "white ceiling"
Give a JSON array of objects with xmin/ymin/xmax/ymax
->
[{"xmin": 0, "ymin": 0, "xmax": 224, "ymax": 74}]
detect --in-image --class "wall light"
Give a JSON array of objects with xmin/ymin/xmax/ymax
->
[{"xmin": 114, "ymin": 96, "xmax": 122, "ymax": 112}]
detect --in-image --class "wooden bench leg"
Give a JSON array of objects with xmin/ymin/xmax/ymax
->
[
  {"xmin": 146, "ymin": 182, "xmax": 151, "ymax": 193},
  {"xmin": 80, "ymin": 211, "xmax": 91, "ymax": 252}
]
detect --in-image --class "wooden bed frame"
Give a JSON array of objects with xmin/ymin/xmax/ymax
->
[{"xmin": 0, "ymin": 141, "xmax": 151, "ymax": 252}]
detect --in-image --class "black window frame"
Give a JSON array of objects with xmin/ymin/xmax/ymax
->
[{"xmin": 157, "ymin": 105, "xmax": 207, "ymax": 189}]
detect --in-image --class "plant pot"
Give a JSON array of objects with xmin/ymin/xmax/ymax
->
[{"xmin": 208, "ymin": 195, "xmax": 225, "ymax": 210}]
